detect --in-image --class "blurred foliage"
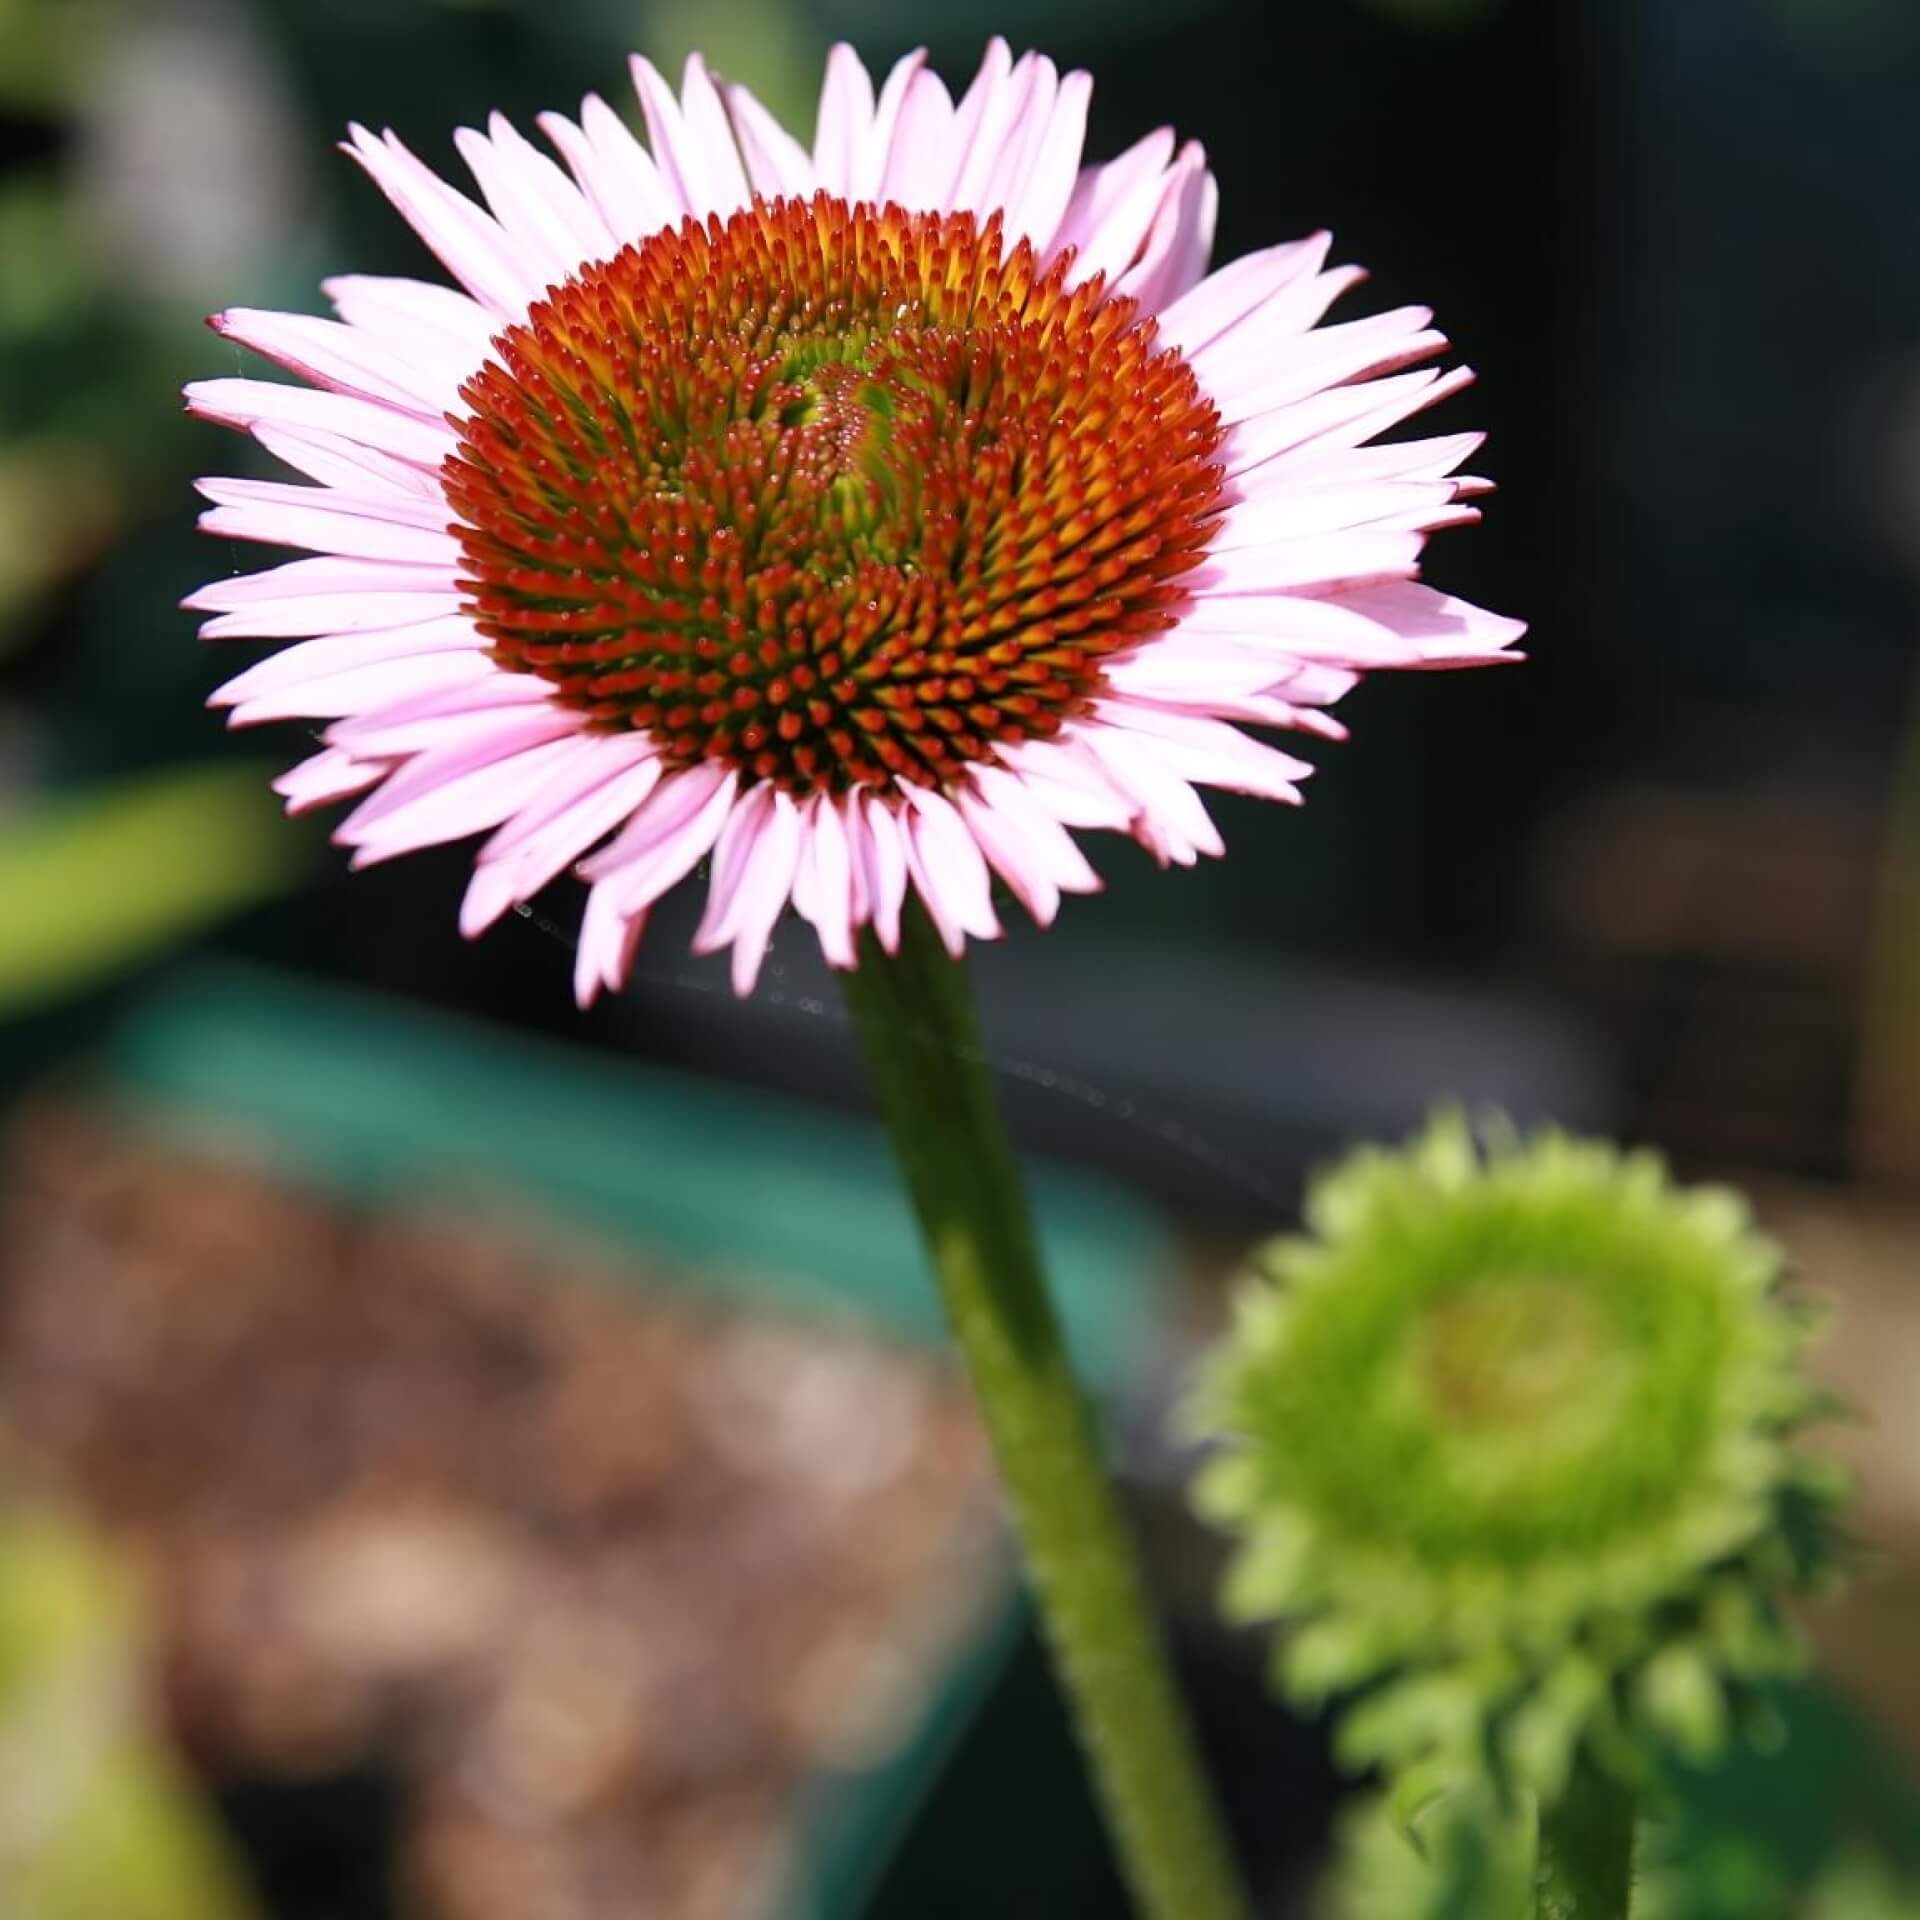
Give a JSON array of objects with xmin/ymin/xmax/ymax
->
[
  {"xmin": 1764, "ymin": 0, "xmax": 1920, "ymax": 56},
  {"xmin": 0, "ymin": 168, "xmax": 125, "ymax": 637},
  {"xmin": 1321, "ymin": 1681, "xmax": 1920, "ymax": 1920},
  {"xmin": 0, "ymin": 1505, "xmax": 255, "ymax": 1920},
  {"xmin": 1639, "ymin": 1682, "xmax": 1920, "ymax": 1918},
  {"xmin": 640, "ymin": 0, "xmax": 821, "ymax": 128},
  {"xmin": 0, "ymin": 0, "xmax": 75, "ymax": 113},
  {"xmin": 0, "ymin": 11, "xmax": 222, "ymax": 646},
  {"xmin": 1345, "ymin": 0, "xmax": 1502, "ymax": 28},
  {"xmin": 0, "ymin": 763, "xmax": 303, "ymax": 1016}
]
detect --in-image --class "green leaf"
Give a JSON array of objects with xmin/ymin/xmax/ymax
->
[
  {"xmin": 0, "ymin": 764, "xmax": 301, "ymax": 1016},
  {"xmin": 0, "ymin": 1511, "xmax": 257, "ymax": 1920}
]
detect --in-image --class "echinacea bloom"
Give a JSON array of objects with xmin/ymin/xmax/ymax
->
[{"xmin": 187, "ymin": 41, "xmax": 1523, "ymax": 1003}]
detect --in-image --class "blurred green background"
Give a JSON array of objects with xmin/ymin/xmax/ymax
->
[{"xmin": 5, "ymin": 0, "xmax": 1920, "ymax": 1913}]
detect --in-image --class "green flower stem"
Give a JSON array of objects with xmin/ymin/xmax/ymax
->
[
  {"xmin": 842, "ymin": 907, "xmax": 1249, "ymax": 1920},
  {"xmin": 1536, "ymin": 1768, "xmax": 1638, "ymax": 1920}
]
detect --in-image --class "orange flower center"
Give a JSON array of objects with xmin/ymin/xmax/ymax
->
[{"xmin": 445, "ymin": 193, "xmax": 1223, "ymax": 795}]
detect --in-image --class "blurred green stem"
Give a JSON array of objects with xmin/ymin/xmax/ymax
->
[
  {"xmin": 1536, "ymin": 1768, "xmax": 1637, "ymax": 1920},
  {"xmin": 841, "ymin": 906, "xmax": 1249, "ymax": 1920}
]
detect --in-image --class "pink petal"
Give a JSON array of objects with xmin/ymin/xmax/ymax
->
[
  {"xmin": 483, "ymin": 731, "xmax": 659, "ymax": 860},
  {"xmin": 186, "ymin": 553, "xmax": 459, "ymax": 611},
  {"xmin": 1090, "ymin": 699, "xmax": 1311, "ymax": 802},
  {"xmin": 1189, "ymin": 529, "xmax": 1425, "ymax": 597},
  {"xmin": 1154, "ymin": 233, "xmax": 1334, "ymax": 358},
  {"xmin": 185, "ymin": 376, "xmax": 455, "ymax": 469},
  {"xmin": 724, "ymin": 82, "xmax": 815, "ymax": 200},
  {"xmin": 812, "ymin": 44, "xmax": 876, "ymax": 197},
  {"xmin": 1104, "ymin": 644, "xmax": 1353, "ymax": 738},
  {"xmin": 858, "ymin": 50, "xmax": 926, "ymax": 200},
  {"xmin": 899, "ymin": 782, "xmax": 999, "ymax": 955},
  {"xmin": 574, "ymin": 884, "xmax": 648, "ymax": 1009},
  {"xmin": 462, "ymin": 749, "xmax": 663, "ymax": 934},
  {"xmin": 187, "ymin": 554, "xmax": 464, "ymax": 639},
  {"xmin": 675, "ymin": 54, "xmax": 753, "ymax": 212},
  {"xmin": 692, "ymin": 779, "xmax": 777, "ymax": 949},
  {"xmin": 587, "ymin": 768, "xmax": 739, "ymax": 917},
  {"xmin": 1114, "ymin": 144, "xmax": 1215, "ymax": 315},
  {"xmin": 948, "ymin": 38, "xmax": 1019, "ymax": 213},
  {"xmin": 878, "ymin": 67, "xmax": 956, "ymax": 209},
  {"xmin": 210, "ymin": 308, "xmax": 456, "ymax": 418},
  {"xmin": 273, "ymin": 746, "xmax": 389, "ymax": 814},
  {"xmin": 457, "ymin": 860, "xmax": 525, "ymax": 940},
  {"xmin": 579, "ymin": 761, "xmax": 731, "ymax": 878},
  {"xmin": 956, "ymin": 786, "xmax": 1059, "ymax": 927},
  {"xmin": 707, "ymin": 788, "xmax": 802, "ymax": 995},
  {"xmin": 196, "ymin": 496, "xmax": 463, "ymax": 568},
  {"xmin": 321, "ymin": 273, "xmax": 497, "ymax": 365},
  {"xmin": 339, "ymin": 734, "xmax": 584, "ymax": 866},
  {"xmin": 1264, "ymin": 429, "xmax": 1488, "ymax": 493},
  {"xmin": 1176, "ymin": 578, "xmax": 1521, "ymax": 668},
  {"xmin": 991, "ymin": 736, "xmax": 1138, "ymax": 830},
  {"xmin": 226, "ymin": 653, "xmax": 491, "ymax": 727},
  {"xmin": 456, "ymin": 112, "xmax": 612, "ymax": 277},
  {"xmin": 1199, "ymin": 308, "xmax": 1447, "ymax": 424},
  {"xmin": 1225, "ymin": 366, "xmax": 1476, "ymax": 477},
  {"xmin": 1054, "ymin": 126, "xmax": 1177, "ymax": 287},
  {"xmin": 539, "ymin": 96, "xmax": 680, "ymax": 238},
  {"xmin": 791, "ymin": 791, "xmax": 856, "ymax": 968},
  {"xmin": 1271, "ymin": 661, "xmax": 1364, "ymax": 706},
  {"xmin": 629, "ymin": 54, "xmax": 748, "ymax": 218},
  {"xmin": 341, "ymin": 125, "xmax": 536, "ymax": 317},
  {"xmin": 979, "ymin": 54, "xmax": 1058, "ymax": 234},
  {"xmin": 196, "ymin": 589, "xmax": 465, "ymax": 641},
  {"xmin": 196, "ymin": 473, "xmax": 451, "ymax": 533},
  {"xmin": 329, "ymin": 709, "xmax": 579, "ymax": 824},
  {"xmin": 968, "ymin": 764, "xmax": 1101, "ymax": 894},
  {"xmin": 1323, "ymin": 581, "xmax": 1526, "ymax": 666},
  {"xmin": 1176, "ymin": 262, "xmax": 1369, "ymax": 373},
  {"xmin": 859, "ymin": 793, "xmax": 908, "ymax": 952},
  {"xmin": 944, "ymin": 37, "xmax": 1021, "ymax": 214},
  {"xmin": 1213, "ymin": 479, "xmax": 1470, "ymax": 548},
  {"xmin": 843, "ymin": 793, "xmax": 871, "ymax": 924},
  {"xmin": 250, "ymin": 424, "xmax": 443, "ymax": 502},
  {"xmin": 326, "ymin": 677, "xmax": 560, "ymax": 756},
  {"xmin": 1076, "ymin": 726, "xmax": 1223, "ymax": 865},
  {"xmin": 209, "ymin": 624, "xmax": 485, "ymax": 705},
  {"xmin": 1175, "ymin": 587, "xmax": 1435, "ymax": 662},
  {"xmin": 1006, "ymin": 66, "xmax": 1091, "ymax": 255}
]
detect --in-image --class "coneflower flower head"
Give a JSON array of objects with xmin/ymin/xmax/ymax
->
[
  {"xmin": 187, "ymin": 43, "xmax": 1522, "ymax": 1002},
  {"xmin": 1189, "ymin": 1115, "xmax": 1845, "ymax": 1806}
]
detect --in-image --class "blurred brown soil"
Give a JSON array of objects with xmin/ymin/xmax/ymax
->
[{"xmin": 0, "ymin": 1099, "xmax": 1000, "ymax": 1920}]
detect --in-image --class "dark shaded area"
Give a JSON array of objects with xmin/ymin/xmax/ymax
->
[
  {"xmin": 872, "ymin": 1624, "xmax": 1342, "ymax": 1918},
  {"xmin": 212, "ymin": 1771, "xmax": 402, "ymax": 1920}
]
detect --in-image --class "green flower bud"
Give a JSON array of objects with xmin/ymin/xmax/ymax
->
[{"xmin": 1189, "ymin": 1113, "xmax": 1846, "ymax": 1804}]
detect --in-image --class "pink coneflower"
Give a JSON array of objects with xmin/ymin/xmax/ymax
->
[{"xmin": 187, "ymin": 41, "xmax": 1522, "ymax": 1003}]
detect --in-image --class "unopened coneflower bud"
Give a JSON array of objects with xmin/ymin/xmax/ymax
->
[{"xmin": 1188, "ymin": 1113, "xmax": 1846, "ymax": 1809}]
